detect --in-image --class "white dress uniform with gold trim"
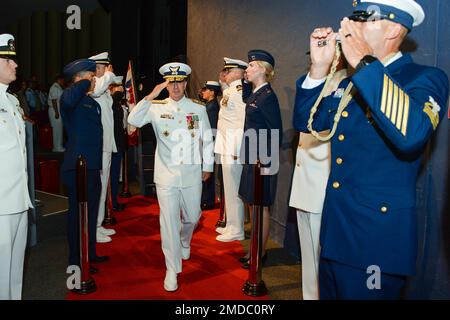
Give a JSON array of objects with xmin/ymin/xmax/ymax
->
[
  {"xmin": 214, "ymin": 57, "xmax": 248, "ymax": 242},
  {"xmin": 128, "ymin": 62, "xmax": 214, "ymax": 291},
  {"xmin": 88, "ymin": 52, "xmax": 118, "ymax": 240},
  {"xmin": 0, "ymin": 34, "xmax": 32, "ymax": 300}
]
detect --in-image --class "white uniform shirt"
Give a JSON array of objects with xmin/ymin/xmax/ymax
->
[
  {"xmin": 90, "ymin": 71, "xmax": 117, "ymax": 153},
  {"xmin": 0, "ymin": 83, "xmax": 33, "ymax": 215},
  {"xmin": 47, "ymin": 82, "xmax": 63, "ymax": 111},
  {"xmin": 128, "ymin": 96, "xmax": 214, "ymax": 188},
  {"xmin": 214, "ymin": 79, "xmax": 246, "ymax": 157}
]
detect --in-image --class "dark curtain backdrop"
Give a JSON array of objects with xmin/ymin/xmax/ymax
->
[{"xmin": 5, "ymin": 5, "xmax": 111, "ymax": 88}]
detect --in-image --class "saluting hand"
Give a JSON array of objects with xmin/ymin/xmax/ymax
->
[
  {"xmin": 106, "ymin": 64, "xmax": 114, "ymax": 73},
  {"xmin": 338, "ymin": 18, "xmax": 374, "ymax": 68},
  {"xmin": 145, "ymin": 79, "xmax": 170, "ymax": 101},
  {"xmin": 309, "ymin": 27, "xmax": 337, "ymax": 79}
]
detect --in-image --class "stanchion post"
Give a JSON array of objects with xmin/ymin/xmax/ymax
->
[
  {"xmin": 243, "ymin": 161, "xmax": 268, "ymax": 297},
  {"xmin": 120, "ymin": 150, "xmax": 131, "ymax": 198},
  {"xmin": 103, "ymin": 177, "xmax": 117, "ymax": 226},
  {"xmin": 73, "ymin": 155, "xmax": 96, "ymax": 294},
  {"xmin": 216, "ymin": 164, "xmax": 226, "ymax": 228}
]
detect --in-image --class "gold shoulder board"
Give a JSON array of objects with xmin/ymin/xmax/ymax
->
[
  {"xmin": 191, "ymin": 98, "xmax": 206, "ymax": 106},
  {"xmin": 152, "ymin": 100, "xmax": 168, "ymax": 104}
]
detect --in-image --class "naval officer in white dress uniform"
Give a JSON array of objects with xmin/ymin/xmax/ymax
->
[
  {"xmin": 128, "ymin": 62, "xmax": 214, "ymax": 292},
  {"xmin": 88, "ymin": 52, "xmax": 117, "ymax": 242},
  {"xmin": 214, "ymin": 57, "xmax": 248, "ymax": 242},
  {"xmin": 0, "ymin": 34, "xmax": 33, "ymax": 300}
]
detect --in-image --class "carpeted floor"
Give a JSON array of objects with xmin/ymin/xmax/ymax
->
[
  {"xmin": 66, "ymin": 195, "xmax": 269, "ymax": 300},
  {"xmin": 23, "ymin": 193, "xmax": 302, "ymax": 300}
]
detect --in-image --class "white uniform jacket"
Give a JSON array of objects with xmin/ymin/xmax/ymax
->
[
  {"xmin": 214, "ymin": 79, "xmax": 246, "ymax": 157},
  {"xmin": 289, "ymin": 133, "xmax": 330, "ymax": 214},
  {"xmin": 0, "ymin": 83, "xmax": 33, "ymax": 215},
  {"xmin": 128, "ymin": 96, "xmax": 214, "ymax": 188},
  {"xmin": 90, "ymin": 71, "xmax": 117, "ymax": 153}
]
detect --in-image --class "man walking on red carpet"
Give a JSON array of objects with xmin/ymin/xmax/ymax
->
[{"xmin": 128, "ymin": 62, "xmax": 214, "ymax": 292}]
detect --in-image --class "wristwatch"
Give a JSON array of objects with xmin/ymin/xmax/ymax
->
[{"xmin": 355, "ymin": 55, "xmax": 378, "ymax": 72}]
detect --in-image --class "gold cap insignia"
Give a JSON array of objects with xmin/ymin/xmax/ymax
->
[{"xmin": 169, "ymin": 66, "xmax": 180, "ymax": 75}]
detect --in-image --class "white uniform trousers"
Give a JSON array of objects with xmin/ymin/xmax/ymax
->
[
  {"xmin": 220, "ymin": 155, "xmax": 244, "ymax": 237},
  {"xmin": 296, "ymin": 209, "xmax": 322, "ymax": 300},
  {"xmin": 48, "ymin": 107, "xmax": 64, "ymax": 152},
  {"xmin": 0, "ymin": 211, "xmax": 28, "ymax": 300},
  {"xmin": 97, "ymin": 151, "xmax": 112, "ymax": 228},
  {"xmin": 156, "ymin": 183, "xmax": 202, "ymax": 274}
]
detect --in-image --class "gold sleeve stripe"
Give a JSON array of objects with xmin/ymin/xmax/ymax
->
[
  {"xmin": 396, "ymin": 89, "xmax": 404, "ymax": 130},
  {"xmin": 385, "ymin": 79, "xmax": 394, "ymax": 119},
  {"xmin": 381, "ymin": 74, "xmax": 389, "ymax": 114},
  {"xmin": 390, "ymin": 84, "xmax": 399, "ymax": 124},
  {"xmin": 380, "ymin": 74, "xmax": 411, "ymax": 136},
  {"xmin": 401, "ymin": 94, "xmax": 410, "ymax": 136}
]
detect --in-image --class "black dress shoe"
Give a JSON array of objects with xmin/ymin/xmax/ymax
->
[
  {"xmin": 238, "ymin": 256, "xmax": 250, "ymax": 263},
  {"xmin": 241, "ymin": 254, "xmax": 267, "ymax": 270},
  {"xmin": 113, "ymin": 203, "xmax": 125, "ymax": 211},
  {"xmin": 90, "ymin": 255, "xmax": 110, "ymax": 263},
  {"xmin": 89, "ymin": 266, "xmax": 99, "ymax": 274}
]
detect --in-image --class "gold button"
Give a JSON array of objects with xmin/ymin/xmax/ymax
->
[
  {"xmin": 177, "ymin": 108, "xmax": 181, "ymax": 112},
  {"xmin": 180, "ymin": 161, "xmax": 184, "ymax": 165},
  {"xmin": 332, "ymin": 182, "xmax": 340, "ymax": 189},
  {"xmin": 296, "ymin": 163, "xmax": 300, "ymax": 167},
  {"xmin": 178, "ymin": 120, "xmax": 182, "ymax": 124},
  {"xmin": 19, "ymin": 130, "xmax": 21, "ymax": 135},
  {"xmin": 389, "ymin": 13, "xmax": 395, "ymax": 20},
  {"xmin": 342, "ymin": 111, "xmax": 349, "ymax": 118},
  {"xmin": 336, "ymin": 158, "xmax": 343, "ymax": 165},
  {"xmin": 338, "ymin": 134, "xmax": 345, "ymax": 141},
  {"xmin": 381, "ymin": 206, "xmax": 388, "ymax": 213}
]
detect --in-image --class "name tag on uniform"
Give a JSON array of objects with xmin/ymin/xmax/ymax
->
[
  {"xmin": 333, "ymin": 88, "xmax": 345, "ymax": 98},
  {"xmin": 83, "ymin": 104, "xmax": 92, "ymax": 108},
  {"xmin": 249, "ymin": 103, "xmax": 258, "ymax": 108},
  {"xmin": 0, "ymin": 108, "xmax": 7, "ymax": 113},
  {"xmin": 160, "ymin": 114, "xmax": 174, "ymax": 120}
]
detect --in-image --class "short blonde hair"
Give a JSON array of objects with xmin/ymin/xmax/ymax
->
[{"xmin": 255, "ymin": 61, "xmax": 275, "ymax": 82}]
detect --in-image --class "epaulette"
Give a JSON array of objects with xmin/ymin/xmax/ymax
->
[
  {"xmin": 236, "ymin": 85, "xmax": 243, "ymax": 92},
  {"xmin": 191, "ymin": 98, "xmax": 206, "ymax": 106},
  {"xmin": 152, "ymin": 99, "xmax": 168, "ymax": 104}
]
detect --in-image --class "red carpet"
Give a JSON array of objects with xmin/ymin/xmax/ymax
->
[{"xmin": 67, "ymin": 196, "xmax": 268, "ymax": 300}]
